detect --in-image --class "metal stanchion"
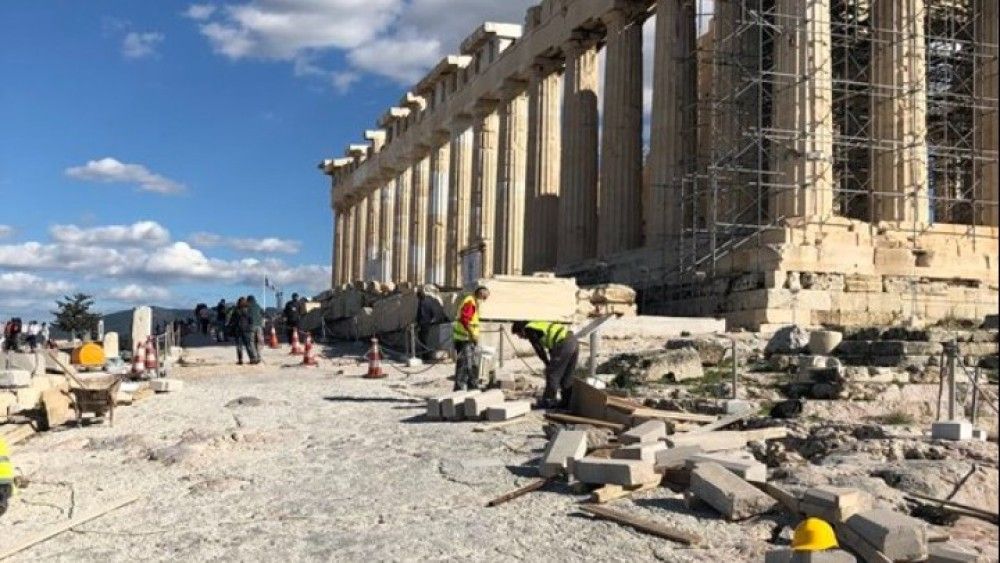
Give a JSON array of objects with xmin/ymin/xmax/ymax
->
[
  {"xmin": 731, "ymin": 338, "xmax": 738, "ymax": 400},
  {"xmin": 972, "ymin": 365, "xmax": 981, "ymax": 425},
  {"xmin": 946, "ymin": 341, "xmax": 958, "ymax": 421},
  {"xmin": 498, "ymin": 325, "xmax": 505, "ymax": 369},
  {"xmin": 589, "ymin": 329, "xmax": 599, "ymax": 379}
]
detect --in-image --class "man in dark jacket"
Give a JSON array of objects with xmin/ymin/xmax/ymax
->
[
  {"xmin": 283, "ymin": 293, "xmax": 301, "ymax": 344},
  {"xmin": 415, "ymin": 286, "xmax": 446, "ymax": 360},
  {"xmin": 228, "ymin": 297, "xmax": 260, "ymax": 365},
  {"xmin": 215, "ymin": 299, "xmax": 228, "ymax": 342},
  {"xmin": 512, "ymin": 321, "xmax": 579, "ymax": 409}
]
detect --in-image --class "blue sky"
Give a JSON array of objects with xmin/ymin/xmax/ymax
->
[{"xmin": 0, "ymin": 0, "xmax": 538, "ymax": 320}]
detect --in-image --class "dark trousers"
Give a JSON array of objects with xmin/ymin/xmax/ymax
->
[
  {"xmin": 453, "ymin": 340, "xmax": 477, "ymax": 391},
  {"xmin": 543, "ymin": 334, "xmax": 579, "ymax": 401},
  {"xmin": 236, "ymin": 332, "xmax": 259, "ymax": 363},
  {"xmin": 286, "ymin": 326, "xmax": 298, "ymax": 344}
]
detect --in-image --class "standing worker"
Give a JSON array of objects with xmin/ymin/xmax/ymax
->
[
  {"xmin": 452, "ymin": 286, "xmax": 489, "ymax": 391},
  {"xmin": 283, "ymin": 292, "xmax": 301, "ymax": 344},
  {"xmin": 512, "ymin": 320, "xmax": 579, "ymax": 409}
]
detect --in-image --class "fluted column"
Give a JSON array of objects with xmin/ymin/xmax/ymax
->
[
  {"xmin": 380, "ymin": 181, "xmax": 396, "ymax": 281},
  {"xmin": 770, "ymin": 0, "xmax": 834, "ymax": 221},
  {"xmin": 598, "ymin": 8, "xmax": 645, "ymax": 256},
  {"xmin": 977, "ymin": 0, "xmax": 999, "ymax": 227},
  {"xmin": 342, "ymin": 203, "xmax": 355, "ymax": 283},
  {"xmin": 410, "ymin": 154, "xmax": 431, "ymax": 283},
  {"xmin": 524, "ymin": 61, "xmax": 563, "ymax": 272},
  {"xmin": 472, "ymin": 105, "xmax": 500, "ymax": 278},
  {"xmin": 873, "ymin": 0, "xmax": 929, "ymax": 224},
  {"xmin": 558, "ymin": 36, "xmax": 600, "ymax": 266},
  {"xmin": 354, "ymin": 195, "xmax": 368, "ymax": 281},
  {"xmin": 648, "ymin": 0, "xmax": 697, "ymax": 250},
  {"xmin": 495, "ymin": 85, "xmax": 529, "ymax": 275},
  {"xmin": 428, "ymin": 140, "xmax": 451, "ymax": 286},
  {"xmin": 367, "ymin": 188, "xmax": 382, "ymax": 280},
  {"xmin": 447, "ymin": 119, "xmax": 474, "ymax": 287},
  {"xmin": 333, "ymin": 208, "xmax": 345, "ymax": 286},
  {"xmin": 394, "ymin": 169, "xmax": 411, "ymax": 281}
]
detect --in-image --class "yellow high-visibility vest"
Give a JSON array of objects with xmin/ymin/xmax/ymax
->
[
  {"xmin": 0, "ymin": 437, "xmax": 14, "ymax": 486},
  {"xmin": 525, "ymin": 321, "xmax": 569, "ymax": 350},
  {"xmin": 452, "ymin": 295, "xmax": 480, "ymax": 342}
]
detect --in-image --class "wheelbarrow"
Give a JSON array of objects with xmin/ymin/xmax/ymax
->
[{"xmin": 68, "ymin": 374, "xmax": 122, "ymax": 427}]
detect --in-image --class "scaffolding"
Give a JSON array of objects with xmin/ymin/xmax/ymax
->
[{"xmin": 655, "ymin": 0, "xmax": 998, "ymax": 300}]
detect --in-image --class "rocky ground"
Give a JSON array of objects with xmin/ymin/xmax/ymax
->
[{"xmin": 1, "ymin": 337, "xmax": 997, "ymax": 562}]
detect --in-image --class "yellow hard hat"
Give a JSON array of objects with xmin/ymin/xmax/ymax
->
[{"xmin": 792, "ymin": 517, "xmax": 838, "ymax": 551}]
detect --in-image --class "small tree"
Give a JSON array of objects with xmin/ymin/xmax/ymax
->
[{"xmin": 52, "ymin": 293, "xmax": 101, "ymax": 341}]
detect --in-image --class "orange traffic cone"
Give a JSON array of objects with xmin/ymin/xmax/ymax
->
[
  {"xmin": 302, "ymin": 334, "xmax": 318, "ymax": 366},
  {"xmin": 144, "ymin": 336, "xmax": 159, "ymax": 373},
  {"xmin": 268, "ymin": 326, "xmax": 279, "ymax": 349},
  {"xmin": 131, "ymin": 341, "xmax": 146, "ymax": 376},
  {"xmin": 365, "ymin": 337, "xmax": 385, "ymax": 379},
  {"xmin": 289, "ymin": 330, "xmax": 303, "ymax": 355}
]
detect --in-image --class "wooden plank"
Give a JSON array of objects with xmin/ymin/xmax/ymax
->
[
  {"xmin": 579, "ymin": 504, "xmax": 701, "ymax": 545},
  {"xmin": 486, "ymin": 478, "xmax": 551, "ymax": 507},
  {"xmin": 0, "ymin": 494, "xmax": 141, "ymax": 560},
  {"xmin": 904, "ymin": 492, "xmax": 999, "ymax": 524},
  {"xmin": 472, "ymin": 415, "xmax": 539, "ymax": 433},
  {"xmin": 690, "ymin": 408, "xmax": 755, "ymax": 434},
  {"xmin": 589, "ymin": 480, "xmax": 660, "ymax": 504},
  {"xmin": 628, "ymin": 406, "xmax": 717, "ymax": 423},
  {"xmin": 41, "ymin": 388, "xmax": 73, "ymax": 429},
  {"xmin": 544, "ymin": 412, "xmax": 625, "ymax": 432}
]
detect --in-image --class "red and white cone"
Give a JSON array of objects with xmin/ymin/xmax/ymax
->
[
  {"xmin": 289, "ymin": 330, "xmax": 303, "ymax": 355},
  {"xmin": 301, "ymin": 334, "xmax": 318, "ymax": 366},
  {"xmin": 268, "ymin": 326, "xmax": 279, "ymax": 349},
  {"xmin": 144, "ymin": 336, "xmax": 159, "ymax": 374},
  {"xmin": 364, "ymin": 337, "xmax": 385, "ymax": 379},
  {"xmin": 131, "ymin": 341, "xmax": 146, "ymax": 376}
]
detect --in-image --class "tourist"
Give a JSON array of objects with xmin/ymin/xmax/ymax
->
[
  {"xmin": 283, "ymin": 293, "xmax": 301, "ymax": 344},
  {"xmin": 214, "ymin": 299, "xmax": 228, "ymax": 342},
  {"xmin": 227, "ymin": 297, "xmax": 260, "ymax": 365},
  {"xmin": 247, "ymin": 295, "xmax": 264, "ymax": 346},
  {"xmin": 25, "ymin": 320, "xmax": 41, "ymax": 351}
]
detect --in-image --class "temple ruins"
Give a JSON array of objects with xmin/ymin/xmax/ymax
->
[{"xmin": 321, "ymin": 0, "xmax": 998, "ymax": 330}]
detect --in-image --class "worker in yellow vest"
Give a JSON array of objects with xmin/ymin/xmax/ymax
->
[
  {"xmin": 452, "ymin": 286, "xmax": 490, "ymax": 391},
  {"xmin": 512, "ymin": 320, "xmax": 579, "ymax": 409},
  {"xmin": 1, "ymin": 436, "xmax": 14, "ymax": 517}
]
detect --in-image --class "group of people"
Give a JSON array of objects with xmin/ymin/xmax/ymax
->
[
  {"xmin": 449, "ymin": 286, "xmax": 580, "ymax": 410},
  {"xmin": 203, "ymin": 292, "xmax": 307, "ymax": 365},
  {"xmin": 2, "ymin": 319, "xmax": 50, "ymax": 352}
]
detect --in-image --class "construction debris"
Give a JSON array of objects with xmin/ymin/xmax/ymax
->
[{"xmin": 689, "ymin": 462, "xmax": 778, "ymax": 520}]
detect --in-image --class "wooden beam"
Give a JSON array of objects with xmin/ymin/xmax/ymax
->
[
  {"xmin": 588, "ymin": 480, "xmax": 659, "ymax": 504},
  {"xmin": 579, "ymin": 504, "xmax": 701, "ymax": 545},
  {"xmin": 904, "ymin": 492, "xmax": 999, "ymax": 524},
  {"xmin": 544, "ymin": 412, "xmax": 625, "ymax": 431},
  {"xmin": 486, "ymin": 478, "xmax": 551, "ymax": 507}
]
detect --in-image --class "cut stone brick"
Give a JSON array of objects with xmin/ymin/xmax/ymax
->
[
  {"xmin": 619, "ymin": 420, "xmax": 667, "ymax": 445},
  {"xmin": 0, "ymin": 391, "xmax": 16, "ymax": 418},
  {"xmin": 572, "ymin": 456, "xmax": 658, "ymax": 486},
  {"xmin": 689, "ymin": 461, "xmax": 777, "ymax": 520},
  {"xmin": 931, "ymin": 421, "xmax": 973, "ymax": 441},
  {"xmin": 654, "ymin": 445, "xmax": 704, "ymax": 472},
  {"xmin": 686, "ymin": 453, "xmax": 767, "ymax": 483},
  {"xmin": 426, "ymin": 390, "xmax": 476, "ymax": 420},
  {"xmin": 150, "ymin": 378, "xmax": 183, "ymax": 393},
  {"xmin": 800, "ymin": 487, "xmax": 872, "ymax": 523},
  {"xmin": 667, "ymin": 427, "xmax": 788, "ymax": 451},
  {"xmin": 765, "ymin": 548, "xmax": 858, "ymax": 563},
  {"xmin": 0, "ymin": 369, "xmax": 31, "ymax": 388},
  {"xmin": 538, "ymin": 429, "xmax": 588, "ymax": 478},
  {"xmin": 441, "ymin": 390, "xmax": 481, "ymax": 420},
  {"xmin": 612, "ymin": 441, "xmax": 667, "ymax": 462},
  {"xmin": 927, "ymin": 543, "xmax": 987, "ymax": 563},
  {"xmin": 463, "ymin": 389, "xmax": 505, "ymax": 420},
  {"xmin": 845, "ymin": 509, "xmax": 928, "ymax": 562},
  {"xmin": 15, "ymin": 387, "xmax": 42, "ymax": 409},
  {"xmin": 486, "ymin": 400, "xmax": 531, "ymax": 421}
]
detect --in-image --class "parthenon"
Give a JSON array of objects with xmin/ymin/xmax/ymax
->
[{"xmin": 322, "ymin": 0, "xmax": 999, "ymax": 330}]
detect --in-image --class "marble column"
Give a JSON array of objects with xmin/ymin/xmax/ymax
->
[
  {"xmin": 394, "ymin": 169, "xmax": 411, "ymax": 281},
  {"xmin": 558, "ymin": 35, "xmax": 600, "ymax": 267},
  {"xmin": 447, "ymin": 119, "xmax": 474, "ymax": 287},
  {"xmin": 368, "ymin": 188, "xmax": 382, "ymax": 281},
  {"xmin": 428, "ymin": 140, "xmax": 451, "ymax": 286},
  {"xmin": 524, "ymin": 61, "xmax": 563, "ymax": 273},
  {"xmin": 977, "ymin": 0, "xmax": 999, "ymax": 227},
  {"xmin": 354, "ymin": 195, "xmax": 368, "ymax": 281},
  {"xmin": 342, "ymin": 203, "xmax": 355, "ymax": 283},
  {"xmin": 380, "ymin": 181, "xmax": 396, "ymax": 281},
  {"xmin": 471, "ymin": 105, "xmax": 500, "ymax": 278},
  {"xmin": 770, "ymin": 0, "xmax": 834, "ymax": 221},
  {"xmin": 873, "ymin": 0, "xmax": 929, "ymax": 224},
  {"xmin": 648, "ymin": 0, "xmax": 697, "ymax": 249},
  {"xmin": 598, "ymin": 8, "xmax": 645, "ymax": 256},
  {"xmin": 410, "ymin": 154, "xmax": 431, "ymax": 283},
  {"xmin": 495, "ymin": 84, "xmax": 529, "ymax": 275}
]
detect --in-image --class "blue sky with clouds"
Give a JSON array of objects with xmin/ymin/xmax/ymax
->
[{"xmin": 0, "ymin": 0, "xmax": 540, "ymax": 320}]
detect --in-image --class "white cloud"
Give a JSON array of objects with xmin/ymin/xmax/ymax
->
[
  {"xmin": 50, "ymin": 221, "xmax": 171, "ymax": 247},
  {"xmin": 122, "ymin": 31, "xmax": 165, "ymax": 59},
  {"xmin": 0, "ymin": 225, "xmax": 13, "ymax": 239},
  {"xmin": 0, "ymin": 272, "xmax": 72, "ymax": 296},
  {"xmin": 108, "ymin": 284, "xmax": 172, "ymax": 303},
  {"xmin": 184, "ymin": 4, "xmax": 217, "ymax": 20},
  {"xmin": 65, "ymin": 157, "xmax": 186, "ymax": 195},
  {"xmin": 189, "ymin": 232, "xmax": 300, "ymax": 254}
]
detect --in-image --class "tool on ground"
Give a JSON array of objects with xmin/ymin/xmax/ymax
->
[
  {"xmin": 268, "ymin": 326, "xmax": 279, "ymax": 349},
  {"xmin": 289, "ymin": 330, "xmax": 303, "ymax": 355},
  {"xmin": 302, "ymin": 334, "xmax": 318, "ymax": 366},
  {"xmin": 792, "ymin": 517, "xmax": 838, "ymax": 551},
  {"xmin": 365, "ymin": 337, "xmax": 385, "ymax": 379}
]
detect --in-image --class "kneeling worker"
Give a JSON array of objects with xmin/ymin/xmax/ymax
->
[
  {"xmin": 1, "ymin": 437, "xmax": 14, "ymax": 517},
  {"xmin": 512, "ymin": 321, "xmax": 579, "ymax": 409}
]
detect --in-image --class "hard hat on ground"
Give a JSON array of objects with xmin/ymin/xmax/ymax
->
[{"xmin": 792, "ymin": 517, "xmax": 838, "ymax": 551}]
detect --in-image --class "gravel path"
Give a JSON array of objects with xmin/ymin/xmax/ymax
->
[{"xmin": 3, "ymin": 345, "xmax": 792, "ymax": 561}]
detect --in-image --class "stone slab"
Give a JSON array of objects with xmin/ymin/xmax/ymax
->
[
  {"xmin": 103, "ymin": 332, "xmax": 120, "ymax": 359},
  {"xmin": 845, "ymin": 509, "xmax": 928, "ymax": 562},
  {"xmin": 800, "ymin": 487, "xmax": 873, "ymax": 523},
  {"xmin": 599, "ymin": 316, "xmax": 726, "ymax": 339},
  {"xmin": 0, "ymin": 391, "xmax": 16, "ymax": 418},
  {"xmin": 932, "ymin": 421, "xmax": 973, "ymax": 441},
  {"xmin": 0, "ymin": 369, "xmax": 31, "ymax": 388},
  {"xmin": 571, "ymin": 456, "xmax": 658, "ymax": 486},
  {"xmin": 667, "ymin": 427, "xmax": 788, "ymax": 452},
  {"xmin": 16, "ymin": 387, "xmax": 42, "ymax": 409},
  {"xmin": 686, "ymin": 453, "xmax": 767, "ymax": 483},
  {"xmin": 620, "ymin": 420, "xmax": 667, "ymax": 445},
  {"xmin": 486, "ymin": 400, "xmax": 531, "ymax": 421},
  {"xmin": 426, "ymin": 390, "xmax": 474, "ymax": 420},
  {"xmin": 689, "ymin": 461, "xmax": 777, "ymax": 520},
  {"xmin": 765, "ymin": 548, "xmax": 858, "ymax": 563},
  {"xmin": 654, "ymin": 445, "xmax": 704, "ymax": 473},
  {"xmin": 475, "ymin": 276, "xmax": 578, "ymax": 322},
  {"xmin": 150, "ymin": 378, "xmax": 183, "ymax": 393},
  {"xmin": 463, "ymin": 389, "xmax": 505, "ymax": 420},
  {"xmin": 611, "ymin": 441, "xmax": 667, "ymax": 462},
  {"xmin": 927, "ymin": 544, "xmax": 987, "ymax": 563},
  {"xmin": 538, "ymin": 429, "xmax": 588, "ymax": 478},
  {"xmin": 441, "ymin": 390, "xmax": 481, "ymax": 420},
  {"xmin": 132, "ymin": 306, "xmax": 152, "ymax": 349}
]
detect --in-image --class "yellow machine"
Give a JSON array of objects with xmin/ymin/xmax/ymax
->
[
  {"xmin": 71, "ymin": 342, "xmax": 106, "ymax": 368},
  {"xmin": 1, "ymin": 436, "xmax": 14, "ymax": 517}
]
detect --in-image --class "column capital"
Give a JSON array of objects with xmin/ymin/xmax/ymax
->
[
  {"xmin": 472, "ymin": 98, "xmax": 500, "ymax": 118},
  {"xmin": 499, "ymin": 77, "xmax": 529, "ymax": 100},
  {"xmin": 531, "ymin": 55, "xmax": 564, "ymax": 79},
  {"xmin": 563, "ymin": 29, "xmax": 602, "ymax": 56},
  {"xmin": 450, "ymin": 113, "xmax": 474, "ymax": 134},
  {"xmin": 602, "ymin": 1, "xmax": 647, "ymax": 29}
]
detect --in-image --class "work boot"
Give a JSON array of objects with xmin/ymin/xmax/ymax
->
[{"xmin": 557, "ymin": 387, "xmax": 573, "ymax": 410}]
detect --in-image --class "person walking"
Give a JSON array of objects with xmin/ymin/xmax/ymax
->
[
  {"xmin": 283, "ymin": 293, "xmax": 301, "ymax": 344},
  {"xmin": 25, "ymin": 320, "xmax": 40, "ymax": 352},
  {"xmin": 512, "ymin": 320, "xmax": 579, "ymax": 409},
  {"xmin": 451, "ymin": 286, "xmax": 489, "ymax": 391},
  {"xmin": 214, "ymin": 299, "xmax": 228, "ymax": 342},
  {"xmin": 39, "ymin": 322, "xmax": 49, "ymax": 347},
  {"xmin": 3, "ymin": 318, "xmax": 22, "ymax": 352},
  {"xmin": 227, "ymin": 297, "xmax": 260, "ymax": 365},
  {"xmin": 247, "ymin": 295, "xmax": 264, "ymax": 347}
]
